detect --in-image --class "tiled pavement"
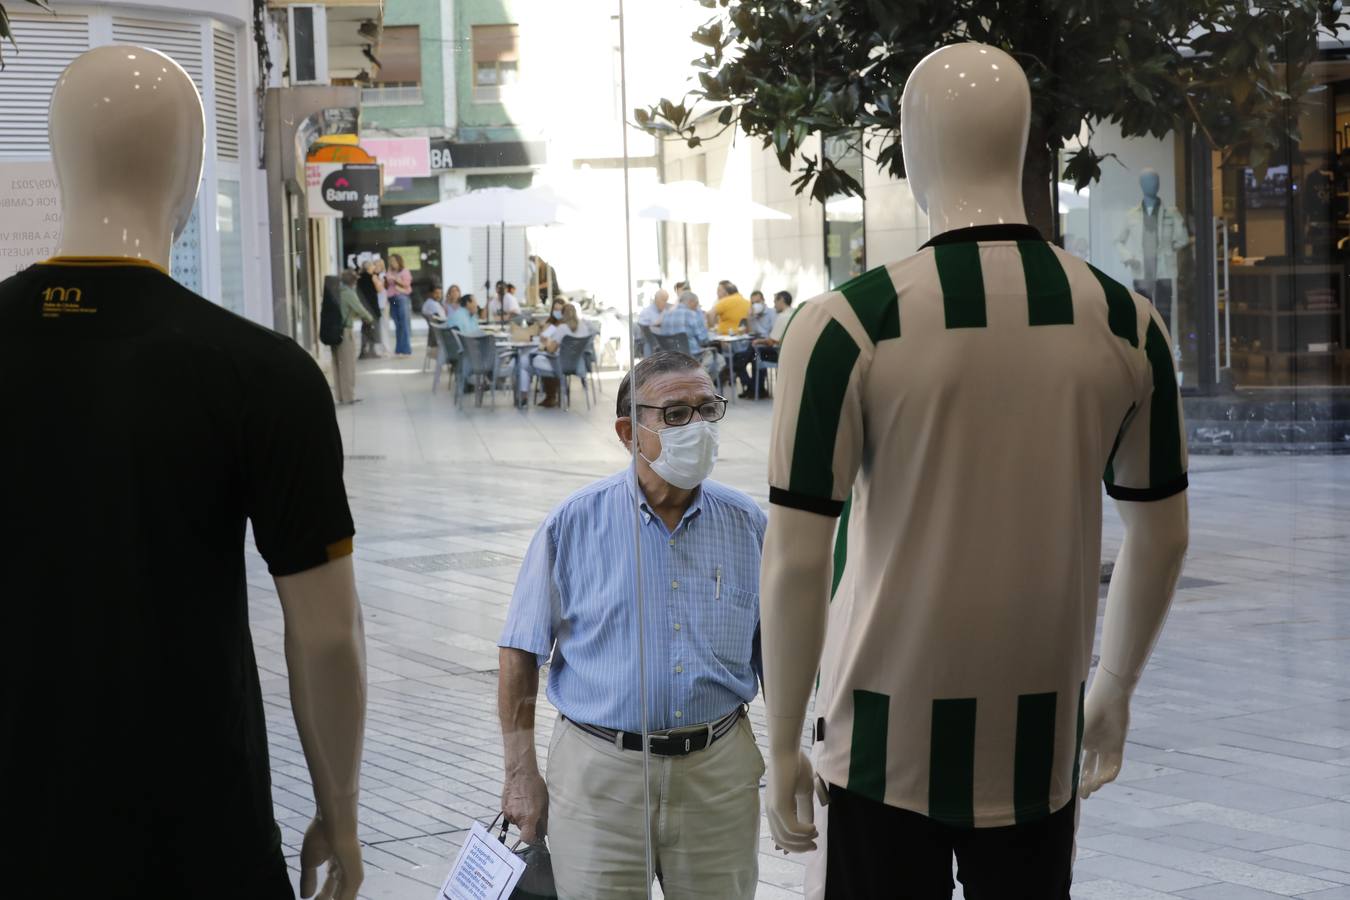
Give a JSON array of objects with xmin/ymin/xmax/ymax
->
[{"xmin": 252, "ymin": 350, "xmax": 1350, "ymax": 898}]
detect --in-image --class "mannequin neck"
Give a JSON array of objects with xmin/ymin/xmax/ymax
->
[
  {"xmin": 1142, "ymin": 196, "xmax": 1160, "ymax": 213},
  {"xmin": 923, "ymin": 181, "xmax": 1028, "ymax": 238},
  {"xmin": 56, "ymin": 194, "xmax": 175, "ymax": 270}
]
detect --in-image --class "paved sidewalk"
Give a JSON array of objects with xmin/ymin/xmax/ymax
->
[{"xmin": 252, "ymin": 353, "xmax": 1350, "ymax": 898}]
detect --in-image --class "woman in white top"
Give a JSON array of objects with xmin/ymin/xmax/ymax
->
[{"xmin": 518, "ymin": 300, "xmax": 590, "ymax": 407}]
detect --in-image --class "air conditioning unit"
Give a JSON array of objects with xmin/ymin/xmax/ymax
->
[{"xmin": 287, "ymin": 5, "xmax": 328, "ymax": 85}]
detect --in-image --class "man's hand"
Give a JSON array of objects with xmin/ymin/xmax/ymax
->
[
  {"xmin": 1079, "ymin": 668, "xmax": 1133, "ymax": 799},
  {"xmin": 299, "ymin": 814, "xmax": 363, "ymax": 900},
  {"xmin": 502, "ymin": 767, "xmax": 549, "ymax": 843},
  {"xmin": 766, "ymin": 749, "xmax": 817, "ymax": 853}
]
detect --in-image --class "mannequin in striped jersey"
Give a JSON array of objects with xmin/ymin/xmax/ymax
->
[{"xmin": 758, "ymin": 41, "xmax": 1190, "ymax": 897}]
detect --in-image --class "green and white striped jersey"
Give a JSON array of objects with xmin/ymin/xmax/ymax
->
[{"xmin": 768, "ymin": 224, "xmax": 1188, "ymax": 828}]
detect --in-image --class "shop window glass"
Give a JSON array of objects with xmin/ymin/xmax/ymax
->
[
  {"xmin": 11, "ymin": 3, "xmax": 1344, "ymax": 900},
  {"xmin": 217, "ymin": 179, "xmax": 243, "ymax": 314},
  {"xmin": 823, "ymin": 132, "xmax": 866, "ymax": 288}
]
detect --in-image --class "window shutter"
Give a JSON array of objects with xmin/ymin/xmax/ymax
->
[
  {"xmin": 0, "ymin": 13, "xmax": 91, "ymax": 158},
  {"xmin": 110, "ymin": 16, "xmax": 204, "ymax": 95},
  {"xmin": 212, "ymin": 26, "xmax": 240, "ymax": 161},
  {"xmin": 374, "ymin": 25, "xmax": 420, "ymax": 84},
  {"xmin": 472, "ymin": 25, "xmax": 518, "ymax": 64}
]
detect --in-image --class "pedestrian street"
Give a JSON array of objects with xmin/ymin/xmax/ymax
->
[{"xmin": 246, "ymin": 353, "xmax": 1350, "ymax": 899}]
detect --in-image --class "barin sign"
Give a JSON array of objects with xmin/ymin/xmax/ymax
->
[{"xmin": 306, "ymin": 163, "xmax": 381, "ymax": 218}]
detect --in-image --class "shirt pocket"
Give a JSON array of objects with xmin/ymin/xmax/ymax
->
[{"xmin": 707, "ymin": 583, "xmax": 759, "ymax": 668}]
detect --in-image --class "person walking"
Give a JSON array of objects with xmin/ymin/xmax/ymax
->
[
  {"xmin": 334, "ymin": 269, "xmax": 373, "ymax": 404},
  {"xmin": 499, "ymin": 351, "xmax": 765, "ymax": 899},
  {"xmin": 386, "ymin": 253, "xmax": 414, "ymax": 356}
]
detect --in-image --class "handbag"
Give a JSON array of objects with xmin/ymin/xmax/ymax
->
[{"xmin": 490, "ymin": 814, "xmax": 557, "ymax": 900}]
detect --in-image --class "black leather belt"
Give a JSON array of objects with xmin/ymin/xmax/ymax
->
[{"xmin": 566, "ymin": 706, "xmax": 745, "ymax": 757}]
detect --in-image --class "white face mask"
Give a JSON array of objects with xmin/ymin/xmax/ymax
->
[
  {"xmin": 639, "ymin": 420, "xmax": 719, "ymax": 489},
  {"xmin": 752, "ymin": 302, "xmax": 765, "ymax": 314}
]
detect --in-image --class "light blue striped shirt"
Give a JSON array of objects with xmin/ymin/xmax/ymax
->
[
  {"xmin": 656, "ymin": 305, "xmax": 708, "ymax": 355},
  {"xmin": 500, "ymin": 468, "xmax": 766, "ymax": 732}
]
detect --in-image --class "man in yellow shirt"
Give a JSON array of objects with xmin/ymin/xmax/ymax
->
[{"xmin": 708, "ymin": 280, "xmax": 751, "ymax": 335}]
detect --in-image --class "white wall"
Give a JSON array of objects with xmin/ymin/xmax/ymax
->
[
  {"xmin": 863, "ymin": 159, "xmax": 929, "ymax": 272},
  {"xmin": 750, "ymin": 134, "xmax": 828, "ymax": 303}
]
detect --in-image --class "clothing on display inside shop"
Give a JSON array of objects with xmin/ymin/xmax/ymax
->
[
  {"xmin": 768, "ymin": 223, "xmax": 1188, "ymax": 829},
  {"xmin": 0, "ymin": 258, "xmax": 356, "ymax": 898}
]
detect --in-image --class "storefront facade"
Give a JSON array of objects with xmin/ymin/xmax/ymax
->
[{"xmin": 0, "ymin": 0, "xmax": 270, "ymax": 323}]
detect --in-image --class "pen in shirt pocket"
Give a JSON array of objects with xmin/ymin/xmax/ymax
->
[{"xmin": 715, "ymin": 565, "xmax": 722, "ymax": 599}]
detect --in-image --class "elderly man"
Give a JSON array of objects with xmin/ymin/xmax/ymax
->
[
  {"xmin": 637, "ymin": 288, "xmax": 669, "ymax": 328},
  {"xmin": 498, "ymin": 351, "xmax": 765, "ymax": 900},
  {"xmin": 661, "ymin": 291, "xmax": 724, "ymax": 382}
]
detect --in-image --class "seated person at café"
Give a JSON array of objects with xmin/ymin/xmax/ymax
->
[
  {"xmin": 421, "ymin": 284, "xmax": 447, "ymax": 320},
  {"xmin": 489, "ymin": 282, "xmax": 523, "ymax": 320},
  {"xmin": 444, "ymin": 291, "xmax": 482, "ymax": 335},
  {"xmin": 663, "ymin": 291, "xmax": 725, "ymax": 383},
  {"xmin": 733, "ymin": 290, "xmax": 784, "ymax": 398},
  {"xmin": 517, "ymin": 300, "xmax": 590, "ymax": 408},
  {"xmin": 708, "ymin": 280, "xmax": 750, "ymax": 336}
]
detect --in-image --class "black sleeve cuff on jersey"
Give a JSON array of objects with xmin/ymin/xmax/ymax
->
[
  {"xmin": 266, "ymin": 533, "xmax": 356, "ymax": 577},
  {"xmin": 1105, "ymin": 473, "xmax": 1189, "ymax": 503},
  {"xmin": 769, "ymin": 486, "xmax": 845, "ymax": 518}
]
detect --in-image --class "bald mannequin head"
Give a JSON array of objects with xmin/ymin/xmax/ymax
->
[
  {"xmin": 900, "ymin": 43, "xmax": 1030, "ymax": 233},
  {"xmin": 50, "ymin": 45, "xmax": 205, "ymax": 264}
]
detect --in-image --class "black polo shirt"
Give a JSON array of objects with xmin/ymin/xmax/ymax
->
[{"xmin": 0, "ymin": 258, "xmax": 355, "ymax": 898}]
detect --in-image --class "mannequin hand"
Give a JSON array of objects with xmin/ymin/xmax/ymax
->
[
  {"xmin": 502, "ymin": 767, "xmax": 549, "ymax": 843},
  {"xmin": 299, "ymin": 814, "xmax": 363, "ymax": 900},
  {"xmin": 1126, "ymin": 259, "xmax": 1142, "ymax": 273},
  {"xmin": 766, "ymin": 749, "xmax": 817, "ymax": 853},
  {"xmin": 1079, "ymin": 668, "xmax": 1134, "ymax": 799}
]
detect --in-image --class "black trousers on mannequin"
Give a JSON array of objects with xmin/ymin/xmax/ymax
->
[
  {"xmin": 824, "ymin": 785, "xmax": 1075, "ymax": 900},
  {"xmin": 1132, "ymin": 278, "xmax": 1172, "ymax": 326}
]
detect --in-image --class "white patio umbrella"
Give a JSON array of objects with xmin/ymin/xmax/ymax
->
[
  {"xmin": 636, "ymin": 180, "xmax": 791, "ymax": 279},
  {"xmin": 394, "ymin": 185, "xmax": 578, "ymax": 298}
]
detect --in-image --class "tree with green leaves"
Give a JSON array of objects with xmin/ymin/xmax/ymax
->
[
  {"xmin": 638, "ymin": 0, "xmax": 1343, "ymax": 237},
  {"xmin": 0, "ymin": 0, "xmax": 53, "ymax": 69}
]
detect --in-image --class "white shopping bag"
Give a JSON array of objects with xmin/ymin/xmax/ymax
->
[{"xmin": 437, "ymin": 820, "xmax": 527, "ymax": 900}]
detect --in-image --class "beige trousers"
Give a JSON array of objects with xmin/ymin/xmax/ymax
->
[
  {"xmin": 333, "ymin": 328, "xmax": 357, "ymax": 403},
  {"xmin": 545, "ymin": 716, "xmax": 763, "ymax": 900}
]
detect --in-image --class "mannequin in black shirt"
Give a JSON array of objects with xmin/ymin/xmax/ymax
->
[{"xmin": 0, "ymin": 45, "xmax": 367, "ymax": 900}]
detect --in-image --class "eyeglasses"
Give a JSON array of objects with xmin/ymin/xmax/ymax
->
[{"xmin": 636, "ymin": 396, "xmax": 728, "ymax": 426}]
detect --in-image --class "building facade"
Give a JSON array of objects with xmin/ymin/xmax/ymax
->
[{"xmin": 0, "ymin": 0, "xmax": 270, "ymax": 325}]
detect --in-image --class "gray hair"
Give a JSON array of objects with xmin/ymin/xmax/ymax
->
[
  {"xmin": 617, "ymin": 350, "xmax": 703, "ymax": 419},
  {"xmin": 679, "ymin": 291, "xmax": 699, "ymax": 307}
]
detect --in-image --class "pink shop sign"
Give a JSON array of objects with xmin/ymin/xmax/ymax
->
[{"xmin": 362, "ymin": 137, "xmax": 431, "ymax": 179}]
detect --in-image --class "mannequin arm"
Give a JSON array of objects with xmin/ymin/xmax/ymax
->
[
  {"xmin": 275, "ymin": 555, "xmax": 367, "ymax": 900},
  {"xmin": 1171, "ymin": 212, "xmax": 1193, "ymax": 250},
  {"xmin": 761, "ymin": 504, "xmax": 836, "ymax": 852},
  {"xmin": 1081, "ymin": 491, "xmax": 1188, "ymax": 798},
  {"xmin": 1116, "ymin": 220, "xmax": 1139, "ymax": 268}
]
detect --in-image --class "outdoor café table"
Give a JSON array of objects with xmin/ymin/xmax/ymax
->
[
  {"xmin": 503, "ymin": 341, "xmax": 547, "ymax": 406},
  {"xmin": 709, "ymin": 334, "xmax": 752, "ymax": 402}
]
